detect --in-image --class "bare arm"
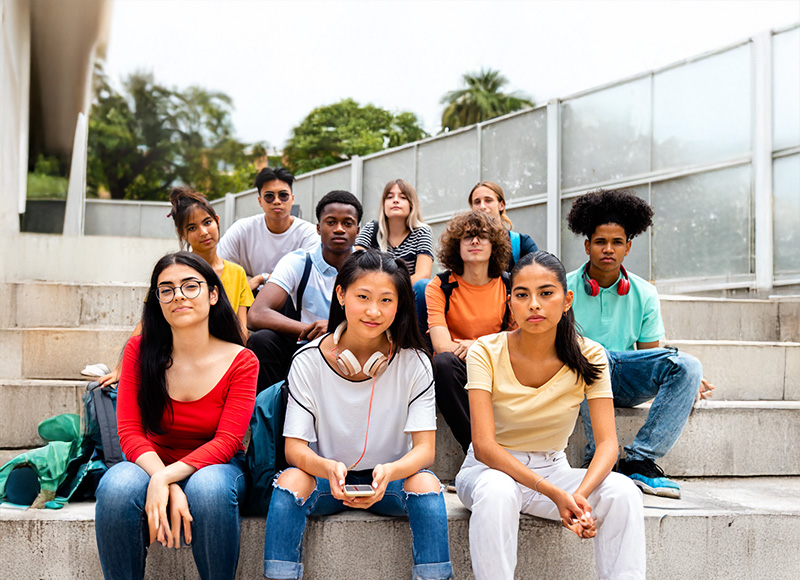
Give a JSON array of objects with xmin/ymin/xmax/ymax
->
[
  {"xmin": 577, "ymin": 397, "xmax": 617, "ymax": 498},
  {"xmin": 236, "ymin": 306, "xmax": 249, "ymax": 340},
  {"xmin": 410, "ymin": 255, "xmax": 433, "ymax": 285},
  {"xmin": 246, "ymin": 282, "xmax": 305, "ymax": 336},
  {"xmin": 636, "ymin": 340, "xmax": 660, "ymax": 350}
]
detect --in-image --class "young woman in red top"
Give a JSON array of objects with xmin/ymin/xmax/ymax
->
[{"xmin": 94, "ymin": 251, "xmax": 258, "ymax": 580}]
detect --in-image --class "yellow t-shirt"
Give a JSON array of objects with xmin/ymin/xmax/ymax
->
[
  {"xmin": 466, "ymin": 332, "xmax": 612, "ymax": 452},
  {"xmin": 220, "ymin": 259, "xmax": 254, "ymax": 313}
]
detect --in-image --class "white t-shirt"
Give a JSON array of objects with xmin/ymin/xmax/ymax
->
[
  {"xmin": 268, "ymin": 245, "xmax": 337, "ymax": 325},
  {"xmin": 284, "ymin": 337, "xmax": 436, "ymax": 470},
  {"xmin": 217, "ymin": 214, "xmax": 319, "ymax": 277}
]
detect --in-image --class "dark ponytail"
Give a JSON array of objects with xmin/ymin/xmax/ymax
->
[
  {"xmin": 511, "ymin": 251, "xmax": 602, "ymax": 385},
  {"xmin": 139, "ymin": 251, "xmax": 243, "ymax": 434}
]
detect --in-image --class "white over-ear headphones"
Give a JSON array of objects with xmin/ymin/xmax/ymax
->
[{"xmin": 332, "ymin": 321, "xmax": 393, "ymax": 378}]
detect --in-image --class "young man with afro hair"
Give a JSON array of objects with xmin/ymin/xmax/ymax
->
[{"xmin": 565, "ymin": 188, "xmax": 714, "ymax": 499}]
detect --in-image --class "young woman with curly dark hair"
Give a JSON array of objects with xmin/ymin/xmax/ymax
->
[{"xmin": 425, "ymin": 211, "xmax": 513, "ymax": 453}]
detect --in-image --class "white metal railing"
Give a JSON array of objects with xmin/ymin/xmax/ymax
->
[{"xmin": 74, "ymin": 25, "xmax": 799, "ymax": 294}]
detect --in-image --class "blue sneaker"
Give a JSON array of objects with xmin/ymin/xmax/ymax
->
[{"xmin": 618, "ymin": 458, "xmax": 681, "ymax": 499}]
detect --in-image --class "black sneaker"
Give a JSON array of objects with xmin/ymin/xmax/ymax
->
[{"xmin": 618, "ymin": 458, "xmax": 681, "ymax": 499}]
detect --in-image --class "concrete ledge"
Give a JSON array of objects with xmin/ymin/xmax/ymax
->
[
  {"xmin": 661, "ymin": 296, "xmax": 781, "ymax": 342},
  {"xmin": 0, "ymin": 327, "xmax": 129, "ymax": 379},
  {"xmin": 0, "ymin": 380, "xmax": 85, "ymax": 447},
  {"xmin": 668, "ymin": 340, "xmax": 800, "ymax": 401},
  {"xmin": 1, "ymin": 281, "xmax": 146, "ymax": 328},
  {"xmin": 1, "ymin": 477, "xmax": 798, "ymax": 579}
]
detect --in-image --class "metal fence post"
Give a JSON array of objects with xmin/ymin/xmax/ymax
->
[
  {"xmin": 753, "ymin": 31, "xmax": 774, "ymax": 292},
  {"xmin": 546, "ymin": 100, "xmax": 562, "ymax": 255},
  {"xmin": 350, "ymin": 155, "xmax": 363, "ymax": 201}
]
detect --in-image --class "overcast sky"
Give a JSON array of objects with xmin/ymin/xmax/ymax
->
[{"xmin": 103, "ymin": 0, "xmax": 799, "ymax": 148}]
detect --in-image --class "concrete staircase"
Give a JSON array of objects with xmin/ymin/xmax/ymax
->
[{"xmin": 1, "ymin": 283, "xmax": 799, "ymax": 579}]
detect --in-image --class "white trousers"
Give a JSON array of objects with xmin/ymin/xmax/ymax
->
[{"xmin": 455, "ymin": 447, "xmax": 646, "ymax": 580}]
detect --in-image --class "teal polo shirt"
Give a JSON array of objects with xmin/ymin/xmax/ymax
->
[{"xmin": 566, "ymin": 263, "xmax": 665, "ymax": 352}]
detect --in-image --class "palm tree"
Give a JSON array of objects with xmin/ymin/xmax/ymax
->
[{"xmin": 440, "ymin": 68, "xmax": 533, "ymax": 132}]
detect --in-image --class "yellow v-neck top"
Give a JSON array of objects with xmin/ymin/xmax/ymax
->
[{"xmin": 466, "ymin": 332, "xmax": 612, "ymax": 452}]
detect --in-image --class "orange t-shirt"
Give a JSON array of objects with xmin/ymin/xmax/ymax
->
[{"xmin": 426, "ymin": 273, "xmax": 509, "ymax": 343}]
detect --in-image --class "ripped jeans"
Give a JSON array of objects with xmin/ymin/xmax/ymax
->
[{"xmin": 263, "ymin": 468, "xmax": 453, "ymax": 580}]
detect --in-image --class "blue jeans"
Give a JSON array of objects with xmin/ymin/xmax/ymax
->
[
  {"xmin": 264, "ymin": 468, "xmax": 453, "ymax": 580},
  {"xmin": 580, "ymin": 347, "xmax": 702, "ymax": 463},
  {"xmin": 95, "ymin": 455, "xmax": 246, "ymax": 580},
  {"xmin": 413, "ymin": 278, "xmax": 432, "ymax": 339}
]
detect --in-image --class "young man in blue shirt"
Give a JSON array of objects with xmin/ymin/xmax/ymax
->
[{"xmin": 566, "ymin": 189, "xmax": 714, "ymax": 499}]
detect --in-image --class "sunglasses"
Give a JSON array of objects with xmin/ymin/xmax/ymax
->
[{"xmin": 262, "ymin": 191, "xmax": 291, "ymax": 203}]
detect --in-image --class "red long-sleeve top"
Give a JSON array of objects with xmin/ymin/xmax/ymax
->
[{"xmin": 116, "ymin": 335, "xmax": 258, "ymax": 469}]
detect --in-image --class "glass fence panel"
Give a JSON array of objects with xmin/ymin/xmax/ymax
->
[
  {"xmin": 362, "ymin": 148, "xmax": 416, "ymax": 221},
  {"xmin": 85, "ymin": 202, "xmax": 143, "ymax": 237},
  {"xmin": 562, "ymin": 78, "xmax": 651, "ymax": 189},
  {"xmin": 417, "ymin": 129, "xmax": 480, "ymax": 217},
  {"xmin": 233, "ymin": 191, "xmax": 260, "ymax": 222},
  {"xmin": 774, "ymin": 154, "xmax": 800, "ymax": 275},
  {"xmin": 559, "ymin": 185, "xmax": 651, "ymax": 277},
  {"xmin": 140, "ymin": 204, "xmax": 178, "ymax": 239},
  {"xmin": 506, "ymin": 204, "xmax": 547, "ymax": 256},
  {"xmin": 481, "ymin": 109, "xmax": 547, "ymax": 196},
  {"xmin": 653, "ymin": 45, "xmax": 751, "ymax": 170},
  {"xmin": 773, "ymin": 28, "xmax": 800, "ymax": 151},
  {"xmin": 292, "ymin": 177, "xmax": 313, "ymax": 221},
  {"xmin": 652, "ymin": 165, "xmax": 751, "ymax": 280},
  {"xmin": 312, "ymin": 165, "xmax": 352, "ymax": 210}
]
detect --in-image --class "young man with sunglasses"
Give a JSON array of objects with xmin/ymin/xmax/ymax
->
[
  {"xmin": 218, "ymin": 167, "xmax": 319, "ymax": 291},
  {"xmin": 565, "ymin": 188, "xmax": 713, "ymax": 500}
]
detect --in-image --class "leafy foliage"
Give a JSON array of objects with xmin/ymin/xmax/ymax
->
[
  {"xmin": 283, "ymin": 99, "xmax": 428, "ymax": 175},
  {"xmin": 440, "ymin": 68, "xmax": 533, "ymax": 131},
  {"xmin": 87, "ymin": 65, "xmax": 265, "ymax": 200},
  {"xmin": 27, "ymin": 154, "xmax": 68, "ymax": 200}
]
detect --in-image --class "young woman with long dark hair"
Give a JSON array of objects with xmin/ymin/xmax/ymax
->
[
  {"xmin": 97, "ymin": 187, "xmax": 253, "ymax": 387},
  {"xmin": 263, "ymin": 249, "xmax": 453, "ymax": 580},
  {"xmin": 94, "ymin": 251, "xmax": 258, "ymax": 580},
  {"xmin": 455, "ymin": 251, "xmax": 645, "ymax": 579}
]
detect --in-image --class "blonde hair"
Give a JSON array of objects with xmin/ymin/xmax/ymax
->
[
  {"xmin": 468, "ymin": 181, "xmax": 513, "ymax": 230},
  {"xmin": 377, "ymin": 179, "xmax": 429, "ymax": 251}
]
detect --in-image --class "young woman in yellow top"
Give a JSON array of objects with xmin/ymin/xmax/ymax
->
[
  {"xmin": 456, "ymin": 251, "xmax": 645, "ymax": 580},
  {"xmin": 98, "ymin": 187, "xmax": 253, "ymax": 387}
]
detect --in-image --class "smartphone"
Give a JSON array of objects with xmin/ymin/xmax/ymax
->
[{"xmin": 343, "ymin": 484, "xmax": 376, "ymax": 497}]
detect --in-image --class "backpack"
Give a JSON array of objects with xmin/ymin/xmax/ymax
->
[
  {"xmin": 0, "ymin": 381, "xmax": 123, "ymax": 509},
  {"xmin": 509, "ymin": 230, "xmax": 521, "ymax": 264},
  {"xmin": 243, "ymin": 380, "xmax": 290, "ymax": 516},
  {"xmin": 278, "ymin": 252, "xmax": 314, "ymax": 321},
  {"xmin": 436, "ymin": 270, "xmax": 513, "ymax": 331}
]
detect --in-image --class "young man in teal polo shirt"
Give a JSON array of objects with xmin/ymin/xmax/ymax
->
[{"xmin": 566, "ymin": 189, "xmax": 714, "ymax": 499}]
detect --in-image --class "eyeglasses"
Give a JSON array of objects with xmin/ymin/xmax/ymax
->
[
  {"xmin": 262, "ymin": 191, "xmax": 291, "ymax": 203},
  {"xmin": 461, "ymin": 234, "xmax": 491, "ymax": 244},
  {"xmin": 154, "ymin": 280, "xmax": 206, "ymax": 303}
]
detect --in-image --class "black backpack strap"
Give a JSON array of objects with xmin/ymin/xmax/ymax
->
[
  {"xmin": 295, "ymin": 252, "xmax": 313, "ymax": 313},
  {"xmin": 436, "ymin": 271, "xmax": 458, "ymax": 318},
  {"xmin": 500, "ymin": 271, "xmax": 512, "ymax": 331},
  {"xmin": 90, "ymin": 383, "xmax": 123, "ymax": 466},
  {"xmin": 369, "ymin": 220, "xmax": 379, "ymax": 248}
]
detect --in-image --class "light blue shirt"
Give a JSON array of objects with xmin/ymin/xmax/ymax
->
[
  {"xmin": 567, "ymin": 263, "xmax": 665, "ymax": 352},
  {"xmin": 268, "ymin": 244, "xmax": 337, "ymax": 325}
]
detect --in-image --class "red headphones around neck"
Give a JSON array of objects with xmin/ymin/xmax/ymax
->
[{"xmin": 582, "ymin": 262, "xmax": 630, "ymax": 297}]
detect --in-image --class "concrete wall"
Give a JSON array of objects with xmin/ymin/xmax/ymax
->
[
  {"xmin": 0, "ymin": 0, "xmax": 31, "ymax": 233},
  {"xmin": 2, "ymin": 233, "xmax": 177, "ymax": 284}
]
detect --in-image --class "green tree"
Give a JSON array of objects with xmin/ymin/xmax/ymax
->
[
  {"xmin": 87, "ymin": 66, "xmax": 262, "ymax": 200},
  {"xmin": 440, "ymin": 68, "xmax": 533, "ymax": 132},
  {"xmin": 283, "ymin": 99, "xmax": 428, "ymax": 175}
]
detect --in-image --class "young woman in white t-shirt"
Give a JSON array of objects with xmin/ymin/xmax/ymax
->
[
  {"xmin": 263, "ymin": 249, "xmax": 453, "ymax": 580},
  {"xmin": 456, "ymin": 251, "xmax": 645, "ymax": 580}
]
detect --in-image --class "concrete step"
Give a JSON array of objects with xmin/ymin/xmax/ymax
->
[
  {"xmin": 0, "ymin": 281, "xmax": 146, "ymax": 329},
  {"xmin": 433, "ymin": 402, "xmax": 800, "ymax": 482},
  {"xmin": 1, "ymin": 477, "xmax": 798, "ymax": 579},
  {"xmin": 0, "ymin": 380, "xmax": 86, "ymax": 448},
  {"xmin": 661, "ymin": 295, "xmax": 800, "ymax": 342},
  {"xmin": 668, "ymin": 339, "xmax": 800, "ymax": 401},
  {"xmin": 0, "ymin": 327, "xmax": 129, "ymax": 380}
]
